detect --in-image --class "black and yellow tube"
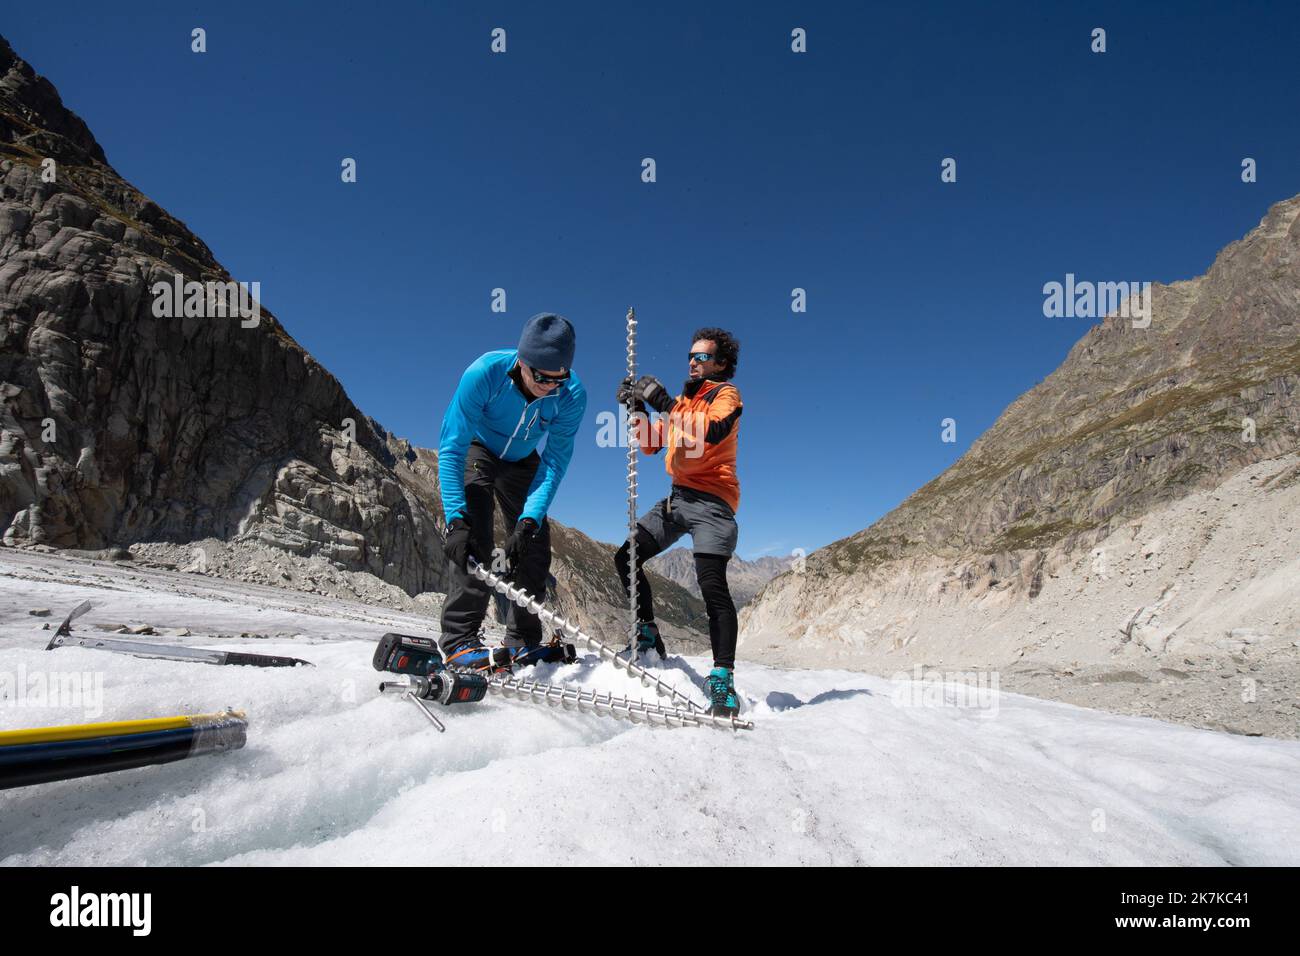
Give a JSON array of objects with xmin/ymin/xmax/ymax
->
[{"xmin": 0, "ymin": 711, "xmax": 247, "ymax": 790}]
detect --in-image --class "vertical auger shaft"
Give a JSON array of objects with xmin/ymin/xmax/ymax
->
[
  {"xmin": 625, "ymin": 306, "xmax": 639, "ymax": 662},
  {"xmin": 466, "ymin": 558, "xmax": 705, "ymax": 714}
]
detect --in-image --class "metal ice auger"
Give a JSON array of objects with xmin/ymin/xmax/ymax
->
[
  {"xmin": 489, "ymin": 673, "xmax": 752, "ymax": 731},
  {"xmin": 625, "ymin": 306, "xmax": 639, "ymax": 661},
  {"xmin": 380, "ymin": 671, "xmax": 752, "ymax": 733},
  {"xmin": 466, "ymin": 557, "xmax": 706, "ymax": 715}
]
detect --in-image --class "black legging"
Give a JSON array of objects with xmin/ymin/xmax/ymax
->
[
  {"xmin": 693, "ymin": 554, "xmax": 738, "ymax": 670},
  {"xmin": 614, "ymin": 534, "xmax": 738, "ymax": 669},
  {"xmin": 613, "ymin": 527, "xmax": 663, "ymax": 623}
]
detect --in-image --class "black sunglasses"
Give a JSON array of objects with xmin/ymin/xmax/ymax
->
[
  {"xmin": 529, "ymin": 366, "xmax": 570, "ymax": 385},
  {"xmin": 687, "ymin": 352, "xmax": 715, "ymax": 363}
]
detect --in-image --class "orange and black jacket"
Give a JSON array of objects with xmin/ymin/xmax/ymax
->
[{"xmin": 638, "ymin": 377, "xmax": 742, "ymax": 512}]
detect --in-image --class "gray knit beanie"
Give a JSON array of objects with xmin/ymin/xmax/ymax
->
[{"xmin": 517, "ymin": 312, "xmax": 576, "ymax": 371}]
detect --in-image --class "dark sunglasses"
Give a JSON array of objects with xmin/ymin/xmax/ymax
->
[
  {"xmin": 529, "ymin": 366, "xmax": 570, "ymax": 385},
  {"xmin": 687, "ymin": 352, "xmax": 715, "ymax": 363}
]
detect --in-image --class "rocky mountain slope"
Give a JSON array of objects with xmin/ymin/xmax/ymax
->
[
  {"xmin": 0, "ymin": 35, "xmax": 705, "ymax": 644},
  {"xmin": 742, "ymin": 195, "xmax": 1300, "ymax": 698},
  {"xmin": 646, "ymin": 547, "xmax": 793, "ymax": 608}
]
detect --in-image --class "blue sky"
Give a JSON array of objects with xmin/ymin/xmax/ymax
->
[{"xmin": 5, "ymin": 2, "xmax": 1299, "ymax": 558}]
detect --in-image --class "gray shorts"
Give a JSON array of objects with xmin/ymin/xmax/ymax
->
[{"xmin": 637, "ymin": 485, "xmax": 738, "ymax": 558}]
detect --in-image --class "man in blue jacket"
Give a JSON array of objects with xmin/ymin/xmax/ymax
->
[{"xmin": 437, "ymin": 313, "xmax": 588, "ymax": 666}]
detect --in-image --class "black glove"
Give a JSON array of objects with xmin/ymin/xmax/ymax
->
[
  {"xmin": 633, "ymin": 375, "xmax": 675, "ymax": 413},
  {"xmin": 443, "ymin": 517, "xmax": 475, "ymax": 571},
  {"xmin": 503, "ymin": 517, "xmax": 539, "ymax": 576},
  {"xmin": 616, "ymin": 375, "xmax": 646, "ymax": 413}
]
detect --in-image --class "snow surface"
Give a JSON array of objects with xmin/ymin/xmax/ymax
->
[{"xmin": 2, "ymin": 550, "xmax": 1299, "ymax": 866}]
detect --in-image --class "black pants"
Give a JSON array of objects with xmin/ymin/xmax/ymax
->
[
  {"xmin": 439, "ymin": 442, "xmax": 552, "ymax": 652},
  {"xmin": 614, "ymin": 531, "xmax": 738, "ymax": 670}
]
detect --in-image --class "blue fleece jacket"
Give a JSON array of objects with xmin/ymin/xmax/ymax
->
[{"xmin": 438, "ymin": 349, "xmax": 588, "ymax": 524}]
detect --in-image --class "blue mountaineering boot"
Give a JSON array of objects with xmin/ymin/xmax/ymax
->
[
  {"xmin": 704, "ymin": 667, "xmax": 741, "ymax": 717},
  {"xmin": 634, "ymin": 621, "xmax": 666, "ymax": 658},
  {"xmin": 501, "ymin": 640, "xmax": 578, "ymax": 670},
  {"xmin": 443, "ymin": 640, "xmax": 510, "ymax": 673},
  {"xmin": 499, "ymin": 634, "xmax": 538, "ymax": 672}
]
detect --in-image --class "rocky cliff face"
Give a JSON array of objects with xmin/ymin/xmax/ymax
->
[
  {"xmin": 0, "ymin": 35, "xmax": 705, "ymax": 641},
  {"xmin": 742, "ymin": 196, "xmax": 1300, "ymax": 669},
  {"xmin": 0, "ymin": 35, "xmax": 432, "ymax": 581}
]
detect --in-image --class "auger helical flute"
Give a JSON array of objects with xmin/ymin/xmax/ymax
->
[
  {"xmin": 465, "ymin": 557, "xmax": 705, "ymax": 714},
  {"xmin": 489, "ymin": 674, "xmax": 753, "ymax": 732},
  {"xmin": 625, "ymin": 306, "xmax": 639, "ymax": 661}
]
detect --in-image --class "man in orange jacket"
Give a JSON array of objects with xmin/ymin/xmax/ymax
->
[{"xmin": 615, "ymin": 327, "xmax": 744, "ymax": 717}]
